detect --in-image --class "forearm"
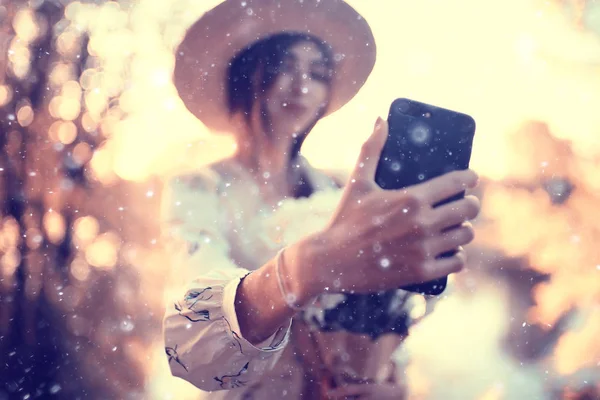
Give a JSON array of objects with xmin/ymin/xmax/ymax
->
[{"xmin": 236, "ymin": 237, "xmax": 319, "ymax": 345}]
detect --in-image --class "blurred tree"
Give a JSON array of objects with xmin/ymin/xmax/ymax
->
[{"xmin": 0, "ymin": 1, "xmax": 162, "ymax": 398}]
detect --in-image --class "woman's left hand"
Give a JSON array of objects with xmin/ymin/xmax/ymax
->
[{"xmin": 326, "ymin": 382, "xmax": 405, "ymax": 400}]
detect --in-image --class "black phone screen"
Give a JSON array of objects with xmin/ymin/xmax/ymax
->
[{"xmin": 375, "ymin": 98, "xmax": 476, "ymax": 295}]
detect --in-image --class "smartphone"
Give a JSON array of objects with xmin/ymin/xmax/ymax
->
[
  {"xmin": 314, "ymin": 99, "xmax": 476, "ymax": 339},
  {"xmin": 375, "ymin": 98, "xmax": 476, "ymax": 295}
]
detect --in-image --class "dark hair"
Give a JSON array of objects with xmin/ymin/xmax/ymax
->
[
  {"xmin": 226, "ymin": 32, "xmax": 334, "ymax": 117},
  {"xmin": 226, "ymin": 32, "xmax": 334, "ymax": 198}
]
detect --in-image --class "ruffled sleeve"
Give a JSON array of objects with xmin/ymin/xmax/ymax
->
[{"xmin": 160, "ymin": 170, "xmax": 291, "ymax": 392}]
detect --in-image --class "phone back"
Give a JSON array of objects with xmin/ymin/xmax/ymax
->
[
  {"xmin": 376, "ymin": 98, "xmax": 476, "ymax": 294},
  {"xmin": 319, "ymin": 99, "xmax": 476, "ymax": 339}
]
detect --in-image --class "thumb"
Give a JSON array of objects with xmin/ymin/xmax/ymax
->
[{"xmin": 351, "ymin": 117, "xmax": 388, "ymax": 183}]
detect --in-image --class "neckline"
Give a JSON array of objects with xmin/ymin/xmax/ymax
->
[
  {"xmin": 212, "ymin": 158, "xmax": 287, "ymax": 211},
  {"xmin": 210, "ymin": 156, "xmax": 338, "ymax": 214}
]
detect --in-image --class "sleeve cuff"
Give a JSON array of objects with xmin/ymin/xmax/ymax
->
[{"xmin": 221, "ymin": 273, "xmax": 292, "ymax": 354}]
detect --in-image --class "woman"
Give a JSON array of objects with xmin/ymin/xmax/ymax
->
[{"xmin": 162, "ymin": 1, "xmax": 481, "ymax": 399}]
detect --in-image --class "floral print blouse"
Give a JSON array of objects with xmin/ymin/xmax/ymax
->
[{"xmin": 160, "ymin": 158, "xmax": 421, "ymax": 399}]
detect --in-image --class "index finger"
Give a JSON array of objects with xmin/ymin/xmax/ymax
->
[
  {"xmin": 352, "ymin": 118, "xmax": 389, "ymax": 183},
  {"xmin": 408, "ymin": 169, "xmax": 478, "ymax": 205}
]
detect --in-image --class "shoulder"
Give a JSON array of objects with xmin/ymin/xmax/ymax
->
[
  {"xmin": 164, "ymin": 164, "xmax": 223, "ymax": 196},
  {"xmin": 160, "ymin": 164, "xmax": 227, "ymax": 223},
  {"xmin": 298, "ymin": 156, "xmax": 348, "ymax": 191}
]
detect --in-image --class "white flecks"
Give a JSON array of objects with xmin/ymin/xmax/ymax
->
[
  {"xmin": 410, "ymin": 123, "xmax": 431, "ymax": 144},
  {"xmin": 372, "ymin": 216, "xmax": 384, "ymax": 226},
  {"xmin": 285, "ymin": 293, "xmax": 297, "ymax": 304},
  {"xmin": 379, "ymin": 257, "xmax": 391, "ymax": 269},
  {"xmin": 49, "ymin": 384, "xmax": 62, "ymax": 394},
  {"xmin": 373, "ymin": 242, "xmax": 382, "ymax": 253},
  {"xmin": 121, "ymin": 318, "xmax": 135, "ymax": 332}
]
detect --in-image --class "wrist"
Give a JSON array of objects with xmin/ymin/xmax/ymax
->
[{"xmin": 284, "ymin": 235, "xmax": 324, "ymax": 305}]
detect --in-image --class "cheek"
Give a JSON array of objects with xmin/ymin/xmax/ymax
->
[
  {"xmin": 265, "ymin": 95, "xmax": 279, "ymax": 114},
  {"xmin": 308, "ymin": 81, "xmax": 329, "ymax": 108},
  {"xmin": 272, "ymin": 74, "xmax": 294, "ymax": 95},
  {"xmin": 264, "ymin": 76, "xmax": 291, "ymax": 106}
]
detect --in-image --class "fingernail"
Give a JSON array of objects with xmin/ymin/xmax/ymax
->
[{"xmin": 374, "ymin": 117, "xmax": 383, "ymax": 130}]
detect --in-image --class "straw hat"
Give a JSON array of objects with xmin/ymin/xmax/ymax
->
[{"xmin": 173, "ymin": 0, "xmax": 376, "ymax": 134}]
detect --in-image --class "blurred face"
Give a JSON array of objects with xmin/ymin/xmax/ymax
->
[{"xmin": 263, "ymin": 41, "xmax": 332, "ymax": 135}]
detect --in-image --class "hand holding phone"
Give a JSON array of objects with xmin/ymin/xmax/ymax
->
[
  {"xmin": 315, "ymin": 98, "xmax": 477, "ymax": 338},
  {"xmin": 375, "ymin": 98, "xmax": 476, "ymax": 294}
]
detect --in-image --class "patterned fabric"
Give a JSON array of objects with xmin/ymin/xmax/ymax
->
[{"xmin": 160, "ymin": 158, "xmax": 420, "ymax": 399}]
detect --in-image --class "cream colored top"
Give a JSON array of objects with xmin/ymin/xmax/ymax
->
[{"xmin": 160, "ymin": 158, "xmax": 421, "ymax": 399}]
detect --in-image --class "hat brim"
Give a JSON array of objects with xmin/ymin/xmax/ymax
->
[{"xmin": 173, "ymin": 0, "xmax": 376, "ymax": 134}]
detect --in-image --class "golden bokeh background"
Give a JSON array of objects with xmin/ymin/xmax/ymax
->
[{"xmin": 1, "ymin": 0, "xmax": 599, "ymax": 398}]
